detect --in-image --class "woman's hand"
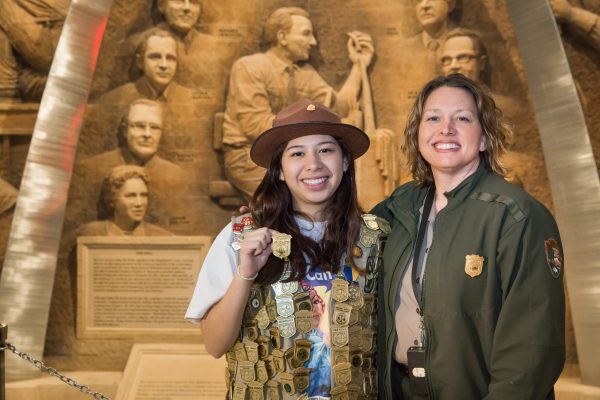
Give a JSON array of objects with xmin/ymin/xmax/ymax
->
[{"xmin": 237, "ymin": 228, "xmax": 275, "ymax": 279}]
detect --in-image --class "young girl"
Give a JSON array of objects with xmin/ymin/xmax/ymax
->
[{"xmin": 186, "ymin": 99, "xmax": 388, "ymax": 399}]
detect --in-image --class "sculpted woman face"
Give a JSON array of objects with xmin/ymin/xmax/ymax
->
[{"xmin": 112, "ymin": 177, "xmax": 149, "ymax": 228}]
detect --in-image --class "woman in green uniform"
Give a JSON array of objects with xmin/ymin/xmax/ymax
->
[{"xmin": 373, "ymin": 74, "xmax": 565, "ymax": 399}]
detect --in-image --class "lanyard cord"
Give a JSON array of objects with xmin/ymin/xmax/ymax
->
[{"xmin": 411, "ymin": 186, "xmax": 435, "ymax": 312}]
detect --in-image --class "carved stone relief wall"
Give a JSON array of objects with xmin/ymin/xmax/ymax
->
[{"xmin": 1, "ymin": 0, "xmax": 595, "ymax": 372}]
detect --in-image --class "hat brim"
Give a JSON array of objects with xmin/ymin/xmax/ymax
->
[{"xmin": 250, "ymin": 122, "xmax": 370, "ymax": 168}]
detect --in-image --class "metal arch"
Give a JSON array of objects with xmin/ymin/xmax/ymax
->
[
  {"xmin": 506, "ymin": 0, "xmax": 600, "ymax": 385},
  {"xmin": 0, "ymin": 0, "xmax": 114, "ymax": 381}
]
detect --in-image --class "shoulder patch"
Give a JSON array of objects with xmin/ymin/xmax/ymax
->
[
  {"xmin": 470, "ymin": 192, "xmax": 525, "ymax": 222},
  {"xmin": 544, "ymin": 238, "xmax": 563, "ymax": 278}
]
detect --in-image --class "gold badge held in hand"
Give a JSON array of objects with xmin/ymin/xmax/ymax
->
[{"xmin": 272, "ymin": 232, "xmax": 292, "ymax": 259}]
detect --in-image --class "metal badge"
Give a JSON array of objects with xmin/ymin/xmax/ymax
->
[
  {"xmin": 256, "ymin": 306, "xmax": 270, "ymax": 330},
  {"xmin": 332, "ymin": 278, "xmax": 349, "ymax": 302},
  {"xmin": 239, "ymin": 360, "xmax": 256, "ymax": 383},
  {"xmin": 350, "ymin": 349, "xmax": 363, "ymax": 368},
  {"xmin": 349, "ymin": 308, "xmax": 359, "ymax": 326},
  {"xmin": 275, "ymin": 294, "xmax": 294, "ymax": 317},
  {"xmin": 266, "ymin": 380, "xmax": 280, "ymax": 399},
  {"xmin": 255, "ymin": 360, "xmax": 269, "ymax": 384},
  {"xmin": 293, "ymin": 367, "xmax": 311, "ymax": 392},
  {"xmin": 362, "ymin": 214, "xmax": 380, "ymax": 231},
  {"xmin": 269, "ymin": 327, "xmax": 281, "ymax": 349},
  {"xmin": 362, "ymin": 293, "xmax": 375, "ymax": 315},
  {"xmin": 294, "ymin": 338, "xmax": 312, "ymax": 363},
  {"xmin": 244, "ymin": 320, "xmax": 259, "ymax": 342},
  {"xmin": 464, "ymin": 254, "xmax": 484, "ymax": 278},
  {"xmin": 272, "ymin": 232, "xmax": 292, "ymax": 259},
  {"xmin": 226, "ymin": 351, "xmax": 237, "ymax": 374},
  {"xmin": 244, "ymin": 340, "xmax": 259, "ymax": 363},
  {"xmin": 332, "ymin": 346, "xmax": 350, "ymax": 365},
  {"xmin": 234, "ymin": 342, "xmax": 248, "ymax": 361},
  {"xmin": 256, "ymin": 336, "xmax": 269, "ymax": 360},
  {"xmin": 277, "ymin": 316, "xmax": 297, "ymax": 338},
  {"xmin": 362, "ymin": 329, "xmax": 375, "ymax": 352},
  {"xmin": 272, "ymin": 349, "xmax": 285, "ymax": 373},
  {"xmin": 332, "ymin": 326, "xmax": 349, "ymax": 347},
  {"xmin": 264, "ymin": 356, "xmax": 276, "ymax": 379},
  {"xmin": 280, "ymin": 372, "xmax": 296, "ymax": 395},
  {"xmin": 333, "ymin": 302, "xmax": 353, "ymax": 327},
  {"xmin": 348, "ymin": 284, "xmax": 364, "ymax": 309},
  {"xmin": 333, "ymin": 362, "xmax": 352, "ymax": 387},
  {"xmin": 248, "ymin": 381, "xmax": 264, "ymax": 400},
  {"xmin": 266, "ymin": 302, "xmax": 277, "ymax": 323},
  {"xmin": 295, "ymin": 310, "xmax": 313, "ymax": 334},
  {"xmin": 232, "ymin": 381, "xmax": 247, "ymax": 400},
  {"xmin": 330, "ymin": 385, "xmax": 349, "ymax": 400},
  {"xmin": 293, "ymin": 291, "xmax": 312, "ymax": 312},
  {"xmin": 348, "ymin": 326, "xmax": 362, "ymax": 349},
  {"xmin": 281, "ymin": 281, "xmax": 299, "ymax": 294},
  {"xmin": 545, "ymin": 238, "xmax": 563, "ymax": 278},
  {"xmin": 359, "ymin": 226, "xmax": 379, "ymax": 248},
  {"xmin": 284, "ymin": 348, "xmax": 304, "ymax": 369}
]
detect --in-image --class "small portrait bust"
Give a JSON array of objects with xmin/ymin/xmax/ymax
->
[{"xmin": 78, "ymin": 165, "xmax": 172, "ymax": 237}]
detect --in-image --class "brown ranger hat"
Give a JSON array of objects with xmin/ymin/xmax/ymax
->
[{"xmin": 250, "ymin": 99, "xmax": 370, "ymax": 168}]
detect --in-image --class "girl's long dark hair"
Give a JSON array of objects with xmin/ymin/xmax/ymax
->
[{"xmin": 250, "ymin": 138, "xmax": 363, "ymax": 285}]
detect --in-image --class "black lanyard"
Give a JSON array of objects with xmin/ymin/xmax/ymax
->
[{"xmin": 412, "ymin": 186, "xmax": 435, "ymax": 311}]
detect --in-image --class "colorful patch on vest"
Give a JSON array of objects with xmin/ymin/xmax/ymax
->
[{"xmin": 544, "ymin": 238, "xmax": 562, "ymax": 278}]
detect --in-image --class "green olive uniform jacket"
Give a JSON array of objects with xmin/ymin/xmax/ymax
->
[{"xmin": 371, "ymin": 165, "xmax": 565, "ymax": 399}]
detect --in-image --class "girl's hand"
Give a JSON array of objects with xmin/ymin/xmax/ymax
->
[{"xmin": 237, "ymin": 228, "xmax": 277, "ymax": 279}]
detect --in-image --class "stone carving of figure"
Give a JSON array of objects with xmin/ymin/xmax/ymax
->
[
  {"xmin": 154, "ymin": 0, "xmax": 237, "ymax": 101},
  {"xmin": 0, "ymin": 0, "xmax": 68, "ymax": 101},
  {"xmin": 551, "ymin": 0, "xmax": 600, "ymax": 51},
  {"xmin": 95, "ymin": 28, "xmax": 193, "ymax": 105},
  {"xmin": 439, "ymin": 28, "xmax": 536, "ymax": 188},
  {"xmin": 222, "ymin": 6, "xmax": 374, "ymax": 198},
  {"xmin": 77, "ymin": 165, "xmax": 172, "ymax": 236},
  {"xmin": 0, "ymin": 176, "xmax": 17, "ymax": 272},
  {"xmin": 76, "ymin": 99, "xmax": 187, "ymax": 229},
  {"xmin": 371, "ymin": 0, "xmax": 460, "ymax": 183}
]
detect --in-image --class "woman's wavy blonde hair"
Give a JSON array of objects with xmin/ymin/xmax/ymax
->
[{"xmin": 403, "ymin": 73, "xmax": 513, "ymax": 186}]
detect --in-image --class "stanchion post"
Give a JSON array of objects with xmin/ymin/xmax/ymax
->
[{"xmin": 0, "ymin": 324, "xmax": 7, "ymax": 400}]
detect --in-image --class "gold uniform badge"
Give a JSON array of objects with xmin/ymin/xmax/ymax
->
[{"xmin": 465, "ymin": 254, "xmax": 484, "ymax": 278}]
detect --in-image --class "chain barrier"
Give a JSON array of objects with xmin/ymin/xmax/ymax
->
[{"xmin": 0, "ymin": 341, "xmax": 112, "ymax": 400}]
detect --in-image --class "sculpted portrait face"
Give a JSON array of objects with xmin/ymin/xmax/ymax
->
[
  {"xmin": 160, "ymin": 0, "xmax": 201, "ymax": 34},
  {"xmin": 415, "ymin": 0, "xmax": 452, "ymax": 32},
  {"xmin": 126, "ymin": 103, "xmax": 163, "ymax": 162},
  {"xmin": 112, "ymin": 177, "xmax": 149, "ymax": 227},
  {"xmin": 280, "ymin": 15, "xmax": 317, "ymax": 63},
  {"xmin": 136, "ymin": 35, "xmax": 177, "ymax": 92},
  {"xmin": 441, "ymin": 36, "xmax": 485, "ymax": 82}
]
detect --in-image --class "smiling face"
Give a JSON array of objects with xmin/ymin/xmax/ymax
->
[
  {"xmin": 161, "ymin": 0, "xmax": 201, "ymax": 34},
  {"xmin": 416, "ymin": 0, "xmax": 451, "ymax": 33},
  {"xmin": 418, "ymin": 86, "xmax": 485, "ymax": 180},
  {"xmin": 279, "ymin": 134, "xmax": 347, "ymax": 219},
  {"xmin": 280, "ymin": 15, "xmax": 317, "ymax": 63},
  {"xmin": 137, "ymin": 35, "xmax": 177, "ymax": 92},
  {"xmin": 112, "ymin": 177, "xmax": 149, "ymax": 228},
  {"xmin": 126, "ymin": 103, "xmax": 163, "ymax": 162}
]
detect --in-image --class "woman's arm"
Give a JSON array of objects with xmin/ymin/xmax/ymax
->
[{"xmin": 201, "ymin": 227, "xmax": 274, "ymax": 358}]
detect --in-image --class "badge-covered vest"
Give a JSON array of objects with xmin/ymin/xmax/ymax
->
[{"xmin": 225, "ymin": 214, "xmax": 389, "ymax": 400}]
